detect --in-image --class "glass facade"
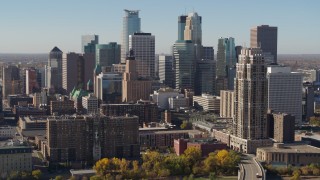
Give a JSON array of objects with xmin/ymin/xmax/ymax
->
[
  {"xmin": 96, "ymin": 43, "xmax": 121, "ymax": 67},
  {"xmin": 173, "ymin": 40, "xmax": 195, "ymax": 90},
  {"xmin": 97, "ymin": 73, "xmax": 122, "ymax": 103},
  {"xmin": 121, "ymin": 10, "xmax": 141, "ymax": 63}
]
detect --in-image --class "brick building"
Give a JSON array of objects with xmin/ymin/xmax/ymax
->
[{"xmin": 174, "ymin": 138, "xmax": 227, "ymax": 157}]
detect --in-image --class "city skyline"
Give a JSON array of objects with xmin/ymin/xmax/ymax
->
[{"xmin": 0, "ymin": 0, "xmax": 319, "ymax": 54}]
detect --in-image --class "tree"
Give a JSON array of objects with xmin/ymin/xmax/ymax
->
[
  {"xmin": 180, "ymin": 121, "xmax": 192, "ymax": 129},
  {"xmin": 204, "ymin": 152, "xmax": 217, "ymax": 173},
  {"xmin": 32, "ymin": 169, "xmax": 42, "ymax": 180},
  {"xmin": 291, "ymin": 169, "xmax": 301, "ymax": 180},
  {"xmin": 9, "ymin": 171, "xmax": 21, "ymax": 180},
  {"xmin": 94, "ymin": 158, "xmax": 112, "ymax": 175},
  {"xmin": 164, "ymin": 154, "xmax": 190, "ymax": 176},
  {"xmin": 313, "ymin": 167, "xmax": 320, "ymax": 176},
  {"xmin": 89, "ymin": 175, "xmax": 103, "ymax": 180},
  {"xmin": 209, "ymin": 172, "xmax": 216, "ymax": 180},
  {"xmin": 309, "ymin": 116, "xmax": 320, "ymax": 126},
  {"xmin": 55, "ymin": 175, "xmax": 63, "ymax": 180},
  {"xmin": 300, "ymin": 166, "xmax": 310, "ymax": 175},
  {"xmin": 183, "ymin": 146, "xmax": 202, "ymax": 166}
]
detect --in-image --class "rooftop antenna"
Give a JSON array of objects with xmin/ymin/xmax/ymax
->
[{"xmin": 185, "ymin": 8, "xmax": 186, "ymax": 15}]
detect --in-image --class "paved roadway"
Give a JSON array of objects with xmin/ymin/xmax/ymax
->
[{"xmin": 240, "ymin": 154, "xmax": 262, "ymax": 180}]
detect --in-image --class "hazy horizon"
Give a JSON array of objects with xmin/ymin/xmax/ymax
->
[{"xmin": 0, "ymin": 0, "xmax": 319, "ymax": 54}]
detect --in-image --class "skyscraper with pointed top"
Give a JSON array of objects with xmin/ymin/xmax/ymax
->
[{"xmin": 46, "ymin": 46, "xmax": 63, "ymax": 93}]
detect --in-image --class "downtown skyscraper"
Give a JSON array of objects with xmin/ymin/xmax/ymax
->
[
  {"xmin": 230, "ymin": 48, "xmax": 272, "ymax": 153},
  {"xmin": 81, "ymin": 35, "xmax": 99, "ymax": 53},
  {"xmin": 250, "ymin": 25, "xmax": 278, "ymax": 64},
  {"xmin": 129, "ymin": 33, "xmax": 155, "ymax": 78},
  {"xmin": 216, "ymin": 37, "xmax": 236, "ymax": 93},
  {"xmin": 46, "ymin": 47, "xmax": 63, "ymax": 93},
  {"xmin": 184, "ymin": 12, "xmax": 202, "ymax": 61},
  {"xmin": 121, "ymin": 9, "xmax": 141, "ymax": 63}
]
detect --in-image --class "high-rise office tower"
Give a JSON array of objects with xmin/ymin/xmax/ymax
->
[
  {"xmin": 267, "ymin": 66, "xmax": 303, "ymax": 124},
  {"xmin": 47, "ymin": 47, "xmax": 63, "ymax": 93},
  {"xmin": 81, "ymin": 35, "xmax": 99, "ymax": 53},
  {"xmin": 178, "ymin": 15, "xmax": 187, "ymax": 40},
  {"xmin": 216, "ymin": 37, "xmax": 236, "ymax": 77},
  {"xmin": 184, "ymin": 12, "xmax": 202, "ymax": 46},
  {"xmin": 184, "ymin": 12, "xmax": 202, "ymax": 61},
  {"xmin": 216, "ymin": 37, "xmax": 236, "ymax": 91},
  {"xmin": 2, "ymin": 65, "xmax": 20, "ymax": 98},
  {"xmin": 195, "ymin": 60, "xmax": 216, "ymax": 95},
  {"xmin": 202, "ymin": 46, "xmax": 214, "ymax": 61},
  {"xmin": 250, "ymin": 25, "xmax": 278, "ymax": 63},
  {"xmin": 129, "ymin": 33, "xmax": 155, "ymax": 78},
  {"xmin": 173, "ymin": 40, "xmax": 195, "ymax": 90},
  {"xmin": 62, "ymin": 52, "xmax": 95, "ymax": 94},
  {"xmin": 235, "ymin": 46, "xmax": 242, "ymax": 63},
  {"xmin": 121, "ymin": 10, "xmax": 141, "ymax": 63},
  {"xmin": 303, "ymin": 83, "xmax": 314, "ymax": 121},
  {"xmin": 159, "ymin": 55, "xmax": 173, "ymax": 88},
  {"xmin": 26, "ymin": 68, "xmax": 39, "ymax": 95},
  {"xmin": 231, "ymin": 48, "xmax": 272, "ymax": 153},
  {"xmin": 122, "ymin": 50, "xmax": 153, "ymax": 102},
  {"xmin": 95, "ymin": 42, "xmax": 121, "ymax": 69}
]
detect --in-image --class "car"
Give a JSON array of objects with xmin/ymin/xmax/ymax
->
[{"xmin": 256, "ymin": 173, "xmax": 262, "ymax": 178}]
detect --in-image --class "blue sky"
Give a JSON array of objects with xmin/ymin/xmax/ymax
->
[{"xmin": 0, "ymin": 0, "xmax": 319, "ymax": 54}]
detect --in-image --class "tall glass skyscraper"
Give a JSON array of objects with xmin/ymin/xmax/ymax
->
[
  {"xmin": 121, "ymin": 9, "xmax": 141, "ymax": 63},
  {"xmin": 173, "ymin": 40, "xmax": 195, "ymax": 90},
  {"xmin": 95, "ymin": 42, "xmax": 121, "ymax": 68},
  {"xmin": 216, "ymin": 37, "xmax": 236, "ymax": 77},
  {"xmin": 81, "ymin": 35, "xmax": 99, "ymax": 53},
  {"xmin": 178, "ymin": 15, "xmax": 187, "ymax": 41}
]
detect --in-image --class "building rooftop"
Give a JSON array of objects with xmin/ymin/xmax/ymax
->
[
  {"xmin": 21, "ymin": 130, "xmax": 46, "ymax": 138},
  {"xmin": 139, "ymin": 129, "xmax": 202, "ymax": 135},
  {"xmin": 51, "ymin": 46, "xmax": 62, "ymax": 53},
  {"xmin": 257, "ymin": 143, "xmax": 320, "ymax": 153},
  {"xmin": 70, "ymin": 169, "xmax": 96, "ymax": 175},
  {"xmin": 20, "ymin": 116, "xmax": 48, "ymax": 123}
]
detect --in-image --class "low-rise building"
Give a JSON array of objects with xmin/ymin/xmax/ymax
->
[
  {"xmin": 13, "ymin": 105, "xmax": 47, "ymax": 121},
  {"xmin": 168, "ymin": 96, "xmax": 189, "ymax": 110},
  {"xmin": 82, "ymin": 94, "xmax": 98, "ymax": 114},
  {"xmin": 0, "ymin": 126, "xmax": 16, "ymax": 139},
  {"xmin": 257, "ymin": 143, "xmax": 320, "ymax": 166},
  {"xmin": 0, "ymin": 145, "xmax": 32, "ymax": 178},
  {"xmin": 100, "ymin": 100, "xmax": 158, "ymax": 126},
  {"xmin": 139, "ymin": 129, "xmax": 202, "ymax": 150},
  {"xmin": 150, "ymin": 87, "xmax": 184, "ymax": 110},
  {"xmin": 50, "ymin": 98, "xmax": 75, "ymax": 115},
  {"xmin": 174, "ymin": 138, "xmax": 227, "ymax": 157},
  {"xmin": 19, "ymin": 116, "xmax": 47, "ymax": 130},
  {"xmin": 193, "ymin": 94, "xmax": 220, "ymax": 113}
]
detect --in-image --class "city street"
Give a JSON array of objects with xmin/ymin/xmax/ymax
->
[{"xmin": 240, "ymin": 154, "xmax": 262, "ymax": 180}]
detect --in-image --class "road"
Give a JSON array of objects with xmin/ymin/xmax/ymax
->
[{"xmin": 240, "ymin": 154, "xmax": 262, "ymax": 180}]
